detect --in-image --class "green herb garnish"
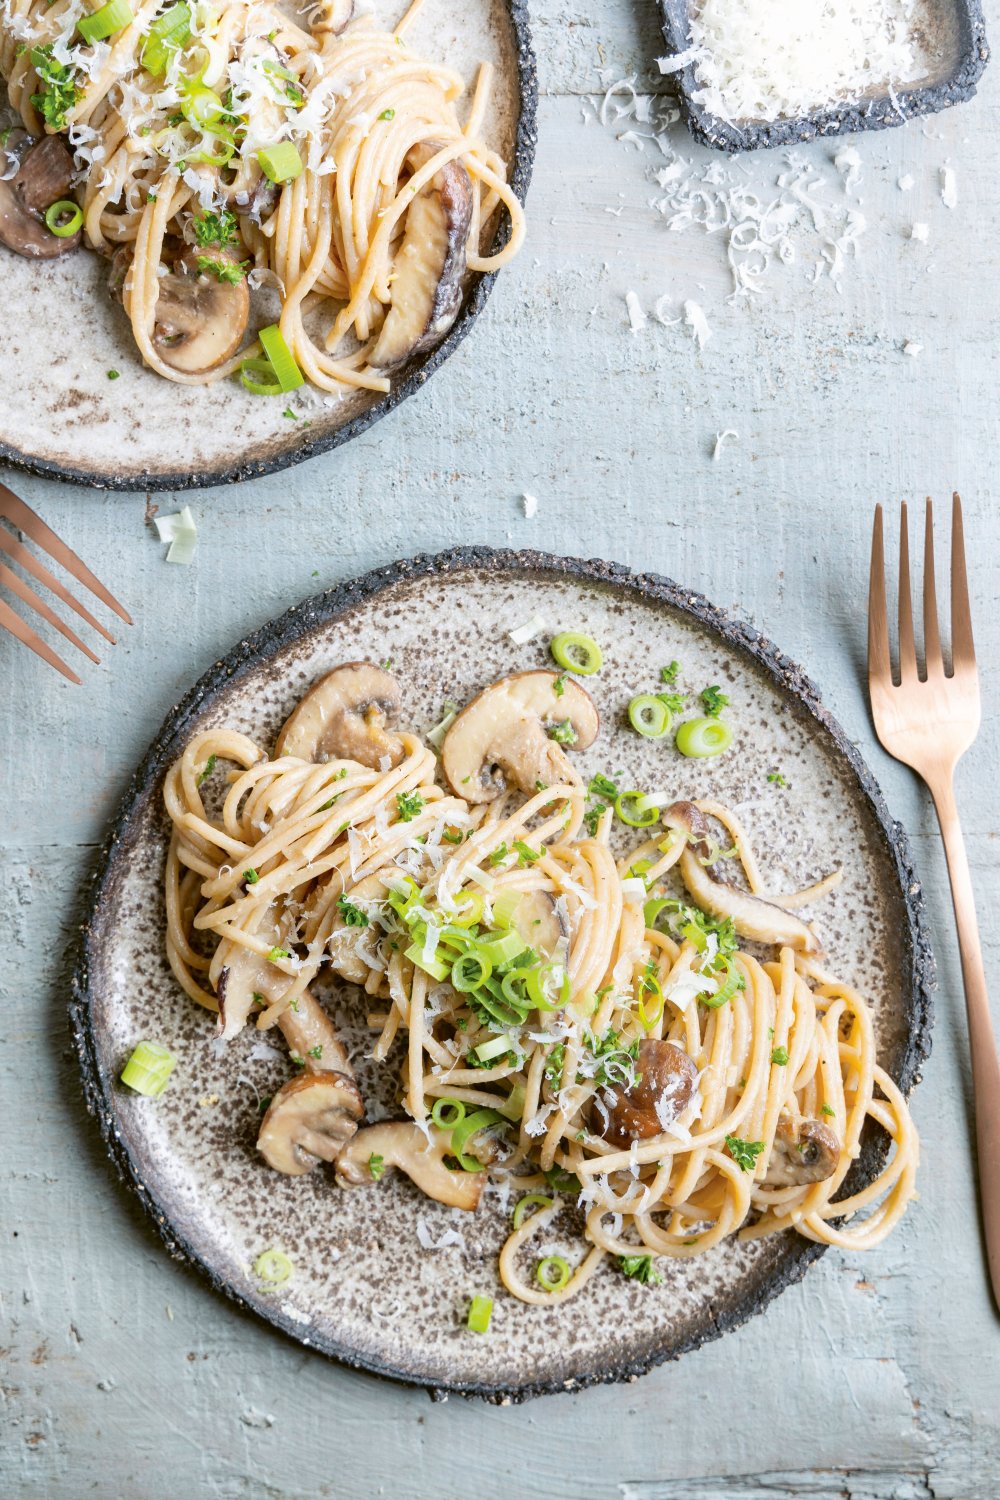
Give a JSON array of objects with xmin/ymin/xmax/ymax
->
[
  {"xmin": 724, "ymin": 1135, "xmax": 766, "ymax": 1172},
  {"xmin": 618, "ymin": 1254, "xmax": 662, "ymax": 1285}
]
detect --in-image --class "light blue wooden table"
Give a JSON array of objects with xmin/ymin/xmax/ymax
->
[{"xmin": 2, "ymin": 2, "xmax": 999, "ymax": 1495}]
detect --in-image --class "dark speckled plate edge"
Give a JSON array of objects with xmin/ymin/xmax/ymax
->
[
  {"xmin": 68, "ymin": 548, "xmax": 935, "ymax": 1403},
  {"xmin": 0, "ymin": 0, "xmax": 537, "ymax": 494},
  {"xmin": 658, "ymin": 0, "xmax": 989, "ymax": 152}
]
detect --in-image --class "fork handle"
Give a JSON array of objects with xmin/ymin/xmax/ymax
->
[{"xmin": 932, "ymin": 776, "xmax": 1000, "ymax": 1310}]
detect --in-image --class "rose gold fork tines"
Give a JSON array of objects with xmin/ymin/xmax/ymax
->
[
  {"xmin": 869, "ymin": 494, "xmax": 1000, "ymax": 1309},
  {"xmin": 0, "ymin": 481, "xmax": 132, "ymax": 684}
]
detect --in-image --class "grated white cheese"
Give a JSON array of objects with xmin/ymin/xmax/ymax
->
[
  {"xmin": 416, "ymin": 1218, "xmax": 467, "ymax": 1252},
  {"xmin": 902, "ymin": 341, "xmax": 923, "ymax": 357},
  {"xmin": 521, "ymin": 492, "xmax": 539, "ymax": 519},
  {"xmin": 671, "ymin": 0, "xmax": 928, "ymax": 126},
  {"xmin": 940, "ymin": 166, "xmax": 958, "ymax": 208},
  {"xmin": 834, "ymin": 146, "xmax": 862, "ymax": 194},
  {"xmin": 712, "ymin": 428, "xmax": 739, "ymax": 460},
  {"xmin": 897, "ymin": 173, "xmax": 915, "ymax": 191},
  {"xmin": 683, "ymin": 299, "xmax": 712, "ymax": 349},
  {"xmin": 909, "ymin": 221, "xmax": 929, "ymax": 241},
  {"xmin": 624, "ymin": 289, "xmax": 647, "ymax": 332}
]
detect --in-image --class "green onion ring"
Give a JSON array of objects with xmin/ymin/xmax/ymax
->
[
  {"xmin": 253, "ymin": 1248, "xmax": 292, "ymax": 1284},
  {"xmin": 703, "ymin": 957, "xmax": 744, "ymax": 1008},
  {"xmin": 628, "ymin": 694, "xmax": 670, "ymax": 738},
  {"xmin": 430, "ymin": 1097, "xmax": 466, "ymax": 1130},
  {"xmin": 451, "ymin": 1107, "xmax": 503, "ymax": 1164},
  {"xmin": 240, "ymin": 357, "xmax": 283, "ymax": 396},
  {"xmin": 467, "ymin": 1295, "xmax": 492, "ymax": 1333},
  {"xmin": 512, "ymin": 1193, "xmax": 554, "ymax": 1229},
  {"xmin": 675, "ymin": 716, "xmax": 734, "ymax": 759},
  {"xmin": 615, "ymin": 790, "xmax": 659, "ymax": 828},
  {"xmin": 44, "ymin": 200, "xmax": 82, "ymax": 237},
  {"xmin": 451, "ymin": 950, "xmax": 492, "ymax": 993},
  {"xmin": 549, "ymin": 631, "xmax": 603, "ymax": 675},
  {"xmin": 536, "ymin": 1254, "xmax": 571, "ymax": 1292}
]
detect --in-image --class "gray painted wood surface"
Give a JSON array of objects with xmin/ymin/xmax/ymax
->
[{"xmin": 2, "ymin": 1, "xmax": 999, "ymax": 1494}]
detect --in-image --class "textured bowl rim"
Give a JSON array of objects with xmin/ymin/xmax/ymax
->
[
  {"xmin": 658, "ymin": 0, "xmax": 989, "ymax": 152},
  {"xmin": 0, "ymin": 0, "xmax": 537, "ymax": 493},
  {"xmin": 68, "ymin": 547, "xmax": 935, "ymax": 1402}
]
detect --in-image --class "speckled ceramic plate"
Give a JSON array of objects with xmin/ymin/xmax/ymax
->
[
  {"xmin": 0, "ymin": 1, "xmax": 535, "ymax": 492},
  {"xmin": 70, "ymin": 550, "xmax": 933, "ymax": 1401}
]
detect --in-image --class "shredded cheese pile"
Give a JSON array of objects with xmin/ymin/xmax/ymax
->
[{"xmin": 666, "ymin": 0, "xmax": 931, "ymax": 125}]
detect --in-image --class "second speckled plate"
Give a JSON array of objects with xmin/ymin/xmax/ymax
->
[{"xmin": 70, "ymin": 549, "xmax": 933, "ymax": 1401}]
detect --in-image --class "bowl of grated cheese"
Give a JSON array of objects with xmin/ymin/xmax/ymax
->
[{"xmin": 658, "ymin": 0, "xmax": 989, "ymax": 152}]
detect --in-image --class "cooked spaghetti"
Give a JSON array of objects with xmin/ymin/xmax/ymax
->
[
  {"xmin": 0, "ymin": 0, "xmax": 524, "ymax": 390},
  {"xmin": 162, "ymin": 662, "xmax": 918, "ymax": 1306}
]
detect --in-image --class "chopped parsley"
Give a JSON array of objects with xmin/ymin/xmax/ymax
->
[
  {"xmin": 369, "ymin": 1153, "xmax": 385, "ymax": 1180},
  {"xmin": 107, "ymin": 369, "xmax": 120, "ymax": 381},
  {"xmin": 196, "ymin": 754, "xmax": 217, "ymax": 786},
  {"xmin": 195, "ymin": 255, "xmax": 249, "ymax": 284},
  {"xmin": 724, "ymin": 1135, "xmax": 766, "ymax": 1172},
  {"xmin": 821, "ymin": 1103, "xmax": 835, "ymax": 1117},
  {"xmin": 192, "ymin": 209, "xmax": 239, "ymax": 248},
  {"xmin": 647, "ymin": 898, "xmax": 738, "ymax": 975},
  {"xmin": 770, "ymin": 1046, "xmax": 789, "ymax": 1066},
  {"xmin": 289, "ymin": 1051, "xmax": 305, "ymax": 1068},
  {"xmin": 660, "ymin": 661, "xmax": 681, "ymax": 684},
  {"xmin": 266, "ymin": 946, "xmax": 291, "ymax": 963},
  {"xmin": 767, "ymin": 769, "xmax": 790, "ymax": 789},
  {"xmin": 243, "ymin": 868, "xmax": 259, "ymax": 885},
  {"xmin": 489, "ymin": 842, "xmax": 509, "ymax": 866},
  {"xmin": 396, "ymin": 790, "xmax": 424, "ymax": 822},
  {"xmin": 30, "ymin": 46, "xmax": 79, "ymax": 131},
  {"xmin": 543, "ymin": 1043, "xmax": 565, "ymax": 1085},
  {"xmin": 513, "ymin": 839, "xmax": 540, "ymax": 866},
  {"xmin": 586, "ymin": 1027, "xmax": 640, "ymax": 1087},
  {"xmin": 699, "ymin": 684, "xmax": 730, "ymax": 716},
  {"xmin": 583, "ymin": 771, "xmax": 619, "ymax": 835},
  {"xmin": 656, "ymin": 690, "xmax": 686, "ymax": 714},
  {"xmin": 257, "ymin": 1094, "xmax": 272, "ymax": 1114},
  {"xmin": 337, "ymin": 894, "xmax": 369, "ymax": 928},
  {"xmin": 546, "ymin": 719, "xmax": 577, "ymax": 745},
  {"xmin": 441, "ymin": 827, "xmax": 464, "ymax": 845},
  {"xmin": 378, "ymin": 107, "xmax": 395, "ymax": 120},
  {"xmin": 552, "ymin": 672, "xmax": 567, "ymax": 698},
  {"xmin": 307, "ymin": 1045, "xmax": 323, "ymax": 1060},
  {"xmin": 618, "ymin": 1254, "xmax": 662, "ymax": 1286}
]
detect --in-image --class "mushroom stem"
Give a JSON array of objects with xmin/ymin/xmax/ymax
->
[{"xmin": 335, "ymin": 1119, "xmax": 499, "ymax": 1210}]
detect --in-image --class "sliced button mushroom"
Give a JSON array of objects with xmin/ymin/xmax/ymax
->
[
  {"xmin": 764, "ymin": 1115, "xmax": 841, "ymax": 1186},
  {"xmin": 592, "ymin": 1039, "xmax": 698, "ymax": 1147},
  {"xmin": 662, "ymin": 801, "xmax": 820, "ymax": 953},
  {"xmin": 257, "ymin": 1070, "xmax": 364, "ymax": 1174},
  {"xmin": 0, "ymin": 132, "xmax": 81, "ymax": 260},
  {"xmin": 275, "ymin": 661, "xmax": 404, "ymax": 770},
  {"xmin": 369, "ymin": 142, "xmax": 473, "ymax": 371},
  {"xmin": 326, "ymin": 873, "xmax": 389, "ymax": 983},
  {"xmin": 335, "ymin": 1118, "xmax": 501, "ymax": 1210},
  {"xmin": 153, "ymin": 248, "xmax": 249, "ymax": 375},
  {"xmin": 276, "ymin": 988, "xmax": 352, "ymax": 1076},
  {"xmin": 441, "ymin": 671, "xmax": 600, "ymax": 803}
]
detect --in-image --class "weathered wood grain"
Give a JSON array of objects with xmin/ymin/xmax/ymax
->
[{"xmin": 2, "ymin": 0, "xmax": 999, "ymax": 1493}]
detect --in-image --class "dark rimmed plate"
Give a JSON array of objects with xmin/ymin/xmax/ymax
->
[
  {"xmin": 0, "ymin": 0, "xmax": 536, "ymax": 492},
  {"xmin": 69, "ymin": 548, "xmax": 933, "ymax": 1401},
  {"xmin": 659, "ymin": 0, "xmax": 988, "ymax": 152}
]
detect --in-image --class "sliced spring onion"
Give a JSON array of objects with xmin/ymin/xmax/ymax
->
[
  {"xmin": 477, "ymin": 931, "xmax": 527, "ymax": 967},
  {"xmin": 451, "ymin": 950, "xmax": 492, "ymax": 993},
  {"xmin": 153, "ymin": 505, "xmax": 198, "ymax": 564},
  {"xmin": 240, "ymin": 356, "xmax": 284, "ymax": 397},
  {"xmin": 430, "ymin": 1097, "xmax": 466, "ymax": 1130},
  {"xmin": 628, "ymin": 694, "xmax": 670, "ymax": 738},
  {"xmin": 121, "ymin": 1040, "xmax": 176, "ymax": 1096},
  {"xmin": 258, "ymin": 141, "xmax": 304, "ymax": 183},
  {"xmin": 496, "ymin": 1083, "xmax": 526, "ymax": 1122},
  {"xmin": 254, "ymin": 1248, "xmax": 293, "ymax": 1284},
  {"xmin": 614, "ymin": 790, "xmax": 659, "ymax": 828},
  {"xmin": 702, "ymin": 958, "xmax": 743, "ymax": 1008},
  {"xmin": 637, "ymin": 971, "xmax": 665, "ymax": 1029},
  {"xmin": 257, "ymin": 324, "xmax": 305, "ymax": 392},
  {"xmin": 141, "ymin": 2, "xmax": 190, "ymax": 73},
  {"xmin": 525, "ymin": 962, "xmax": 569, "ymax": 1013},
  {"xmin": 448, "ymin": 891, "xmax": 483, "ymax": 928},
  {"xmin": 467, "ymin": 1295, "xmax": 492, "ymax": 1333},
  {"xmin": 180, "ymin": 82, "xmax": 226, "ymax": 129},
  {"xmin": 512, "ymin": 1193, "xmax": 553, "ymax": 1229},
  {"xmin": 536, "ymin": 1254, "xmax": 571, "ymax": 1292},
  {"xmin": 472, "ymin": 1033, "xmax": 514, "ymax": 1064},
  {"xmin": 508, "ymin": 613, "xmax": 545, "ymax": 646},
  {"xmin": 426, "ymin": 701, "xmax": 459, "ymax": 748},
  {"xmin": 451, "ymin": 1107, "xmax": 503, "ymax": 1164},
  {"xmin": 550, "ymin": 631, "xmax": 602, "ymax": 675},
  {"xmin": 44, "ymin": 199, "xmax": 81, "ymax": 236},
  {"xmin": 78, "ymin": 0, "xmax": 132, "ymax": 43},
  {"xmin": 675, "ymin": 716, "xmax": 734, "ymax": 759},
  {"xmin": 490, "ymin": 889, "xmax": 522, "ymax": 928},
  {"xmin": 404, "ymin": 941, "xmax": 449, "ymax": 982}
]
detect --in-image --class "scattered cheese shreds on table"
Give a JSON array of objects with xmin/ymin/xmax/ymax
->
[
  {"xmin": 903, "ymin": 341, "xmax": 923, "ymax": 356},
  {"xmin": 684, "ymin": 300, "xmax": 712, "ymax": 349},
  {"xmin": 153, "ymin": 506, "xmax": 198, "ymax": 565},
  {"xmin": 625, "ymin": 289, "xmax": 648, "ymax": 332},
  {"xmin": 910, "ymin": 222, "xmax": 929, "ymax": 242},
  {"xmin": 521, "ymin": 492, "xmax": 539, "ymax": 519},
  {"xmin": 713, "ymin": 429, "xmax": 740, "ymax": 459},
  {"xmin": 940, "ymin": 166, "xmax": 958, "ymax": 208}
]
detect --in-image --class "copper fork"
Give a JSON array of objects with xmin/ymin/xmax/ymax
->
[
  {"xmin": 0, "ymin": 481, "xmax": 132, "ymax": 683},
  {"xmin": 869, "ymin": 493, "xmax": 1000, "ymax": 1308}
]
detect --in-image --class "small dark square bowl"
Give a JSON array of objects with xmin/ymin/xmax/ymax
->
[{"xmin": 658, "ymin": 0, "xmax": 989, "ymax": 152}]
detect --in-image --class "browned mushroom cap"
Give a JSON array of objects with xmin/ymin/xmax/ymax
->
[
  {"xmin": 592, "ymin": 1039, "xmax": 697, "ymax": 1147},
  {"xmin": 764, "ymin": 1115, "xmax": 841, "ymax": 1186},
  {"xmin": 257, "ymin": 1070, "xmax": 364, "ymax": 1174},
  {"xmin": 369, "ymin": 142, "xmax": 473, "ymax": 371},
  {"xmin": 441, "ymin": 671, "xmax": 600, "ymax": 803},
  {"xmin": 0, "ymin": 132, "xmax": 81, "ymax": 259},
  {"xmin": 662, "ymin": 801, "xmax": 820, "ymax": 953},
  {"xmin": 275, "ymin": 662, "xmax": 405, "ymax": 770},
  {"xmin": 153, "ymin": 248, "xmax": 249, "ymax": 375},
  {"xmin": 335, "ymin": 1118, "xmax": 501, "ymax": 1210}
]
